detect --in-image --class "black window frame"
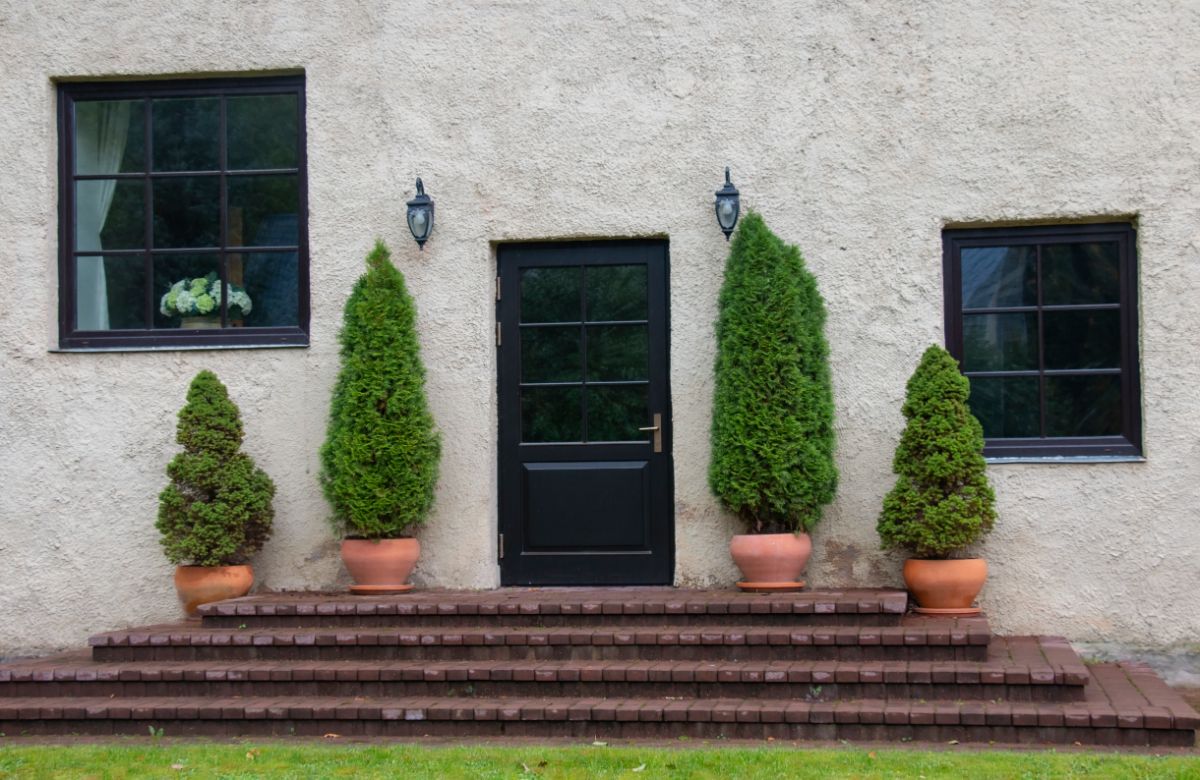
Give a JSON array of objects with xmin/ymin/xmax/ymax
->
[
  {"xmin": 943, "ymin": 223, "xmax": 1141, "ymax": 459},
  {"xmin": 56, "ymin": 74, "xmax": 309, "ymax": 350}
]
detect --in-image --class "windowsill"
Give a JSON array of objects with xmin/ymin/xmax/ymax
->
[
  {"xmin": 986, "ymin": 455, "xmax": 1146, "ymax": 464},
  {"xmin": 50, "ymin": 342, "xmax": 308, "ymax": 354}
]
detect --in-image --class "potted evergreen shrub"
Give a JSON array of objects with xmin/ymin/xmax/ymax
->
[
  {"xmin": 877, "ymin": 345, "xmax": 997, "ymax": 614},
  {"xmin": 157, "ymin": 370, "xmax": 276, "ymax": 616},
  {"xmin": 710, "ymin": 212, "xmax": 838, "ymax": 590},
  {"xmin": 320, "ymin": 240, "xmax": 441, "ymax": 593}
]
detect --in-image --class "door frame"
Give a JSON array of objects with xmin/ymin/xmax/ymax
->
[{"xmin": 495, "ymin": 238, "xmax": 674, "ymax": 585}]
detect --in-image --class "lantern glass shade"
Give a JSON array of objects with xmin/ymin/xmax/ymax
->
[
  {"xmin": 408, "ymin": 207, "xmax": 430, "ymax": 241},
  {"xmin": 716, "ymin": 197, "xmax": 738, "ymax": 230}
]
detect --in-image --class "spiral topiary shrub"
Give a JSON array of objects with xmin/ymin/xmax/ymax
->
[
  {"xmin": 709, "ymin": 211, "xmax": 838, "ymax": 534},
  {"xmin": 320, "ymin": 240, "xmax": 441, "ymax": 540},
  {"xmin": 877, "ymin": 345, "xmax": 996, "ymax": 559},
  {"xmin": 156, "ymin": 370, "xmax": 276, "ymax": 566}
]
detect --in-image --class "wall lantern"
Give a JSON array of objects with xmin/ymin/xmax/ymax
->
[
  {"xmin": 714, "ymin": 167, "xmax": 740, "ymax": 240},
  {"xmin": 406, "ymin": 178, "xmax": 435, "ymax": 249}
]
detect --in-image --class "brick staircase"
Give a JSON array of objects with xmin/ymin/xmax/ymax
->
[{"xmin": 1, "ymin": 588, "xmax": 1195, "ymax": 745}]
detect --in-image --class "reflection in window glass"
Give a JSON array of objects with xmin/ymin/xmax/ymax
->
[
  {"xmin": 227, "ymin": 94, "xmax": 298, "ymax": 170},
  {"xmin": 962, "ymin": 313, "xmax": 1037, "ymax": 372},
  {"xmin": 961, "ymin": 246, "xmax": 1036, "ymax": 309},
  {"xmin": 967, "ymin": 377, "xmax": 1040, "ymax": 438},
  {"xmin": 521, "ymin": 326, "xmax": 582, "ymax": 383},
  {"xmin": 1042, "ymin": 243, "xmax": 1119, "ymax": 305},
  {"xmin": 77, "ymin": 180, "xmax": 144, "ymax": 251},
  {"xmin": 75, "ymin": 100, "xmax": 144, "ymax": 174},
  {"xmin": 152, "ymin": 177, "xmax": 219, "ymax": 248},
  {"xmin": 152, "ymin": 98, "xmax": 219, "ymax": 171}
]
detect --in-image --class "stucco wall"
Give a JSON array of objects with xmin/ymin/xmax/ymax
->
[{"xmin": 1, "ymin": 1, "xmax": 1198, "ymax": 657}]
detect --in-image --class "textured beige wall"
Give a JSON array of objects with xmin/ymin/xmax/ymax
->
[{"xmin": 1, "ymin": 1, "xmax": 1198, "ymax": 656}]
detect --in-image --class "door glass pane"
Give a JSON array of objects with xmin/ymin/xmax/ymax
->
[
  {"xmin": 587, "ymin": 385, "xmax": 649, "ymax": 442},
  {"xmin": 227, "ymin": 94, "xmax": 298, "ymax": 170},
  {"xmin": 227, "ymin": 175, "xmax": 299, "ymax": 246},
  {"xmin": 1042, "ymin": 242, "xmax": 1119, "ymax": 305},
  {"xmin": 1043, "ymin": 310, "xmax": 1121, "ymax": 369},
  {"xmin": 586, "ymin": 264, "xmax": 647, "ymax": 321},
  {"xmin": 75, "ymin": 100, "xmax": 145, "ymax": 174},
  {"xmin": 962, "ymin": 313, "xmax": 1037, "ymax": 371},
  {"xmin": 238, "ymin": 251, "xmax": 299, "ymax": 327},
  {"xmin": 153, "ymin": 177, "xmax": 219, "ymax": 248},
  {"xmin": 75, "ymin": 255, "xmax": 146, "ymax": 330},
  {"xmin": 521, "ymin": 326, "xmax": 581, "ymax": 383},
  {"xmin": 76, "ymin": 180, "xmax": 144, "ymax": 250},
  {"xmin": 587, "ymin": 324, "xmax": 648, "ymax": 381},
  {"xmin": 152, "ymin": 97, "xmax": 219, "ymax": 171},
  {"xmin": 521, "ymin": 387, "xmax": 582, "ymax": 442},
  {"xmin": 153, "ymin": 253, "xmax": 222, "ymax": 328},
  {"xmin": 521, "ymin": 267, "xmax": 580, "ymax": 323},
  {"xmin": 961, "ymin": 246, "xmax": 1036, "ymax": 309},
  {"xmin": 967, "ymin": 376, "xmax": 1039, "ymax": 438},
  {"xmin": 1045, "ymin": 375, "xmax": 1121, "ymax": 436}
]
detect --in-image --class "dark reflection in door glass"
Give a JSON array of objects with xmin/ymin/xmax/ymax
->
[
  {"xmin": 521, "ymin": 267, "xmax": 580, "ymax": 323},
  {"xmin": 153, "ymin": 177, "xmax": 219, "ymax": 248},
  {"xmin": 1043, "ymin": 310, "xmax": 1121, "ymax": 369},
  {"xmin": 1042, "ymin": 243, "xmax": 1119, "ymax": 305},
  {"xmin": 587, "ymin": 325, "xmax": 648, "ymax": 381},
  {"xmin": 1046, "ymin": 375, "xmax": 1121, "ymax": 437},
  {"xmin": 961, "ymin": 246, "xmax": 1036, "ymax": 308},
  {"xmin": 588, "ymin": 385, "xmax": 648, "ymax": 442},
  {"xmin": 521, "ymin": 387, "xmax": 583, "ymax": 442},
  {"xmin": 586, "ymin": 265, "xmax": 647, "ymax": 321},
  {"xmin": 521, "ymin": 326, "xmax": 582, "ymax": 383},
  {"xmin": 967, "ymin": 376, "xmax": 1039, "ymax": 438},
  {"xmin": 152, "ymin": 98, "xmax": 219, "ymax": 171},
  {"xmin": 962, "ymin": 313, "xmax": 1037, "ymax": 372}
]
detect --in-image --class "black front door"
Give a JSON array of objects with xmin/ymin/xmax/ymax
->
[{"xmin": 497, "ymin": 240, "xmax": 673, "ymax": 585}]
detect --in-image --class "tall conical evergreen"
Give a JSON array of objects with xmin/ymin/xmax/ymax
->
[
  {"xmin": 877, "ymin": 345, "xmax": 996, "ymax": 559},
  {"xmin": 709, "ymin": 211, "xmax": 837, "ymax": 534},
  {"xmin": 157, "ymin": 370, "xmax": 276, "ymax": 566},
  {"xmin": 320, "ymin": 240, "xmax": 441, "ymax": 539}
]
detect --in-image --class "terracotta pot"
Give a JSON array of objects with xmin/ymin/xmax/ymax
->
[
  {"xmin": 729, "ymin": 532, "xmax": 812, "ymax": 591},
  {"xmin": 180, "ymin": 316, "xmax": 220, "ymax": 329},
  {"xmin": 173, "ymin": 565, "xmax": 253, "ymax": 618},
  {"xmin": 903, "ymin": 558, "xmax": 988, "ymax": 615},
  {"xmin": 341, "ymin": 538, "xmax": 420, "ymax": 594}
]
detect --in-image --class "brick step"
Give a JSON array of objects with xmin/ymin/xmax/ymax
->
[
  {"xmin": 0, "ymin": 664, "xmax": 1193, "ymax": 745},
  {"xmin": 198, "ymin": 588, "xmax": 908, "ymax": 628},
  {"xmin": 88, "ymin": 617, "xmax": 991, "ymax": 663},
  {"xmin": 0, "ymin": 638, "xmax": 1087, "ymax": 702}
]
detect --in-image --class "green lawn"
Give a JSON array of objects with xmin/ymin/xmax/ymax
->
[{"xmin": 1, "ymin": 743, "xmax": 1198, "ymax": 779}]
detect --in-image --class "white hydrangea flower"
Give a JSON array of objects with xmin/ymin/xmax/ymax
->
[{"xmin": 175, "ymin": 290, "xmax": 196, "ymax": 315}]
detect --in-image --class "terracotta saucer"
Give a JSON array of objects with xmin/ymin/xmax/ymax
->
[
  {"xmin": 736, "ymin": 581, "xmax": 806, "ymax": 592},
  {"xmin": 349, "ymin": 584, "xmax": 414, "ymax": 595},
  {"xmin": 912, "ymin": 605, "xmax": 981, "ymax": 616}
]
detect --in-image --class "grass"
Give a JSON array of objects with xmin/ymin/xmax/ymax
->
[{"xmin": 0, "ymin": 743, "xmax": 1198, "ymax": 779}]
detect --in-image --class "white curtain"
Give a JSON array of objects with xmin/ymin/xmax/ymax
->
[{"xmin": 74, "ymin": 101, "xmax": 132, "ymax": 331}]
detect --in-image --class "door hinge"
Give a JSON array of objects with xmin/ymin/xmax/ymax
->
[
  {"xmin": 496, "ymin": 322, "xmax": 502, "ymax": 346},
  {"xmin": 495, "ymin": 275, "xmax": 501, "ymax": 301},
  {"xmin": 498, "ymin": 533, "xmax": 505, "ymax": 559}
]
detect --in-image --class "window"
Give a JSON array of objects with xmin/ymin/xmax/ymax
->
[
  {"xmin": 57, "ymin": 75, "xmax": 307, "ymax": 349},
  {"xmin": 943, "ymin": 223, "xmax": 1140, "ymax": 458}
]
